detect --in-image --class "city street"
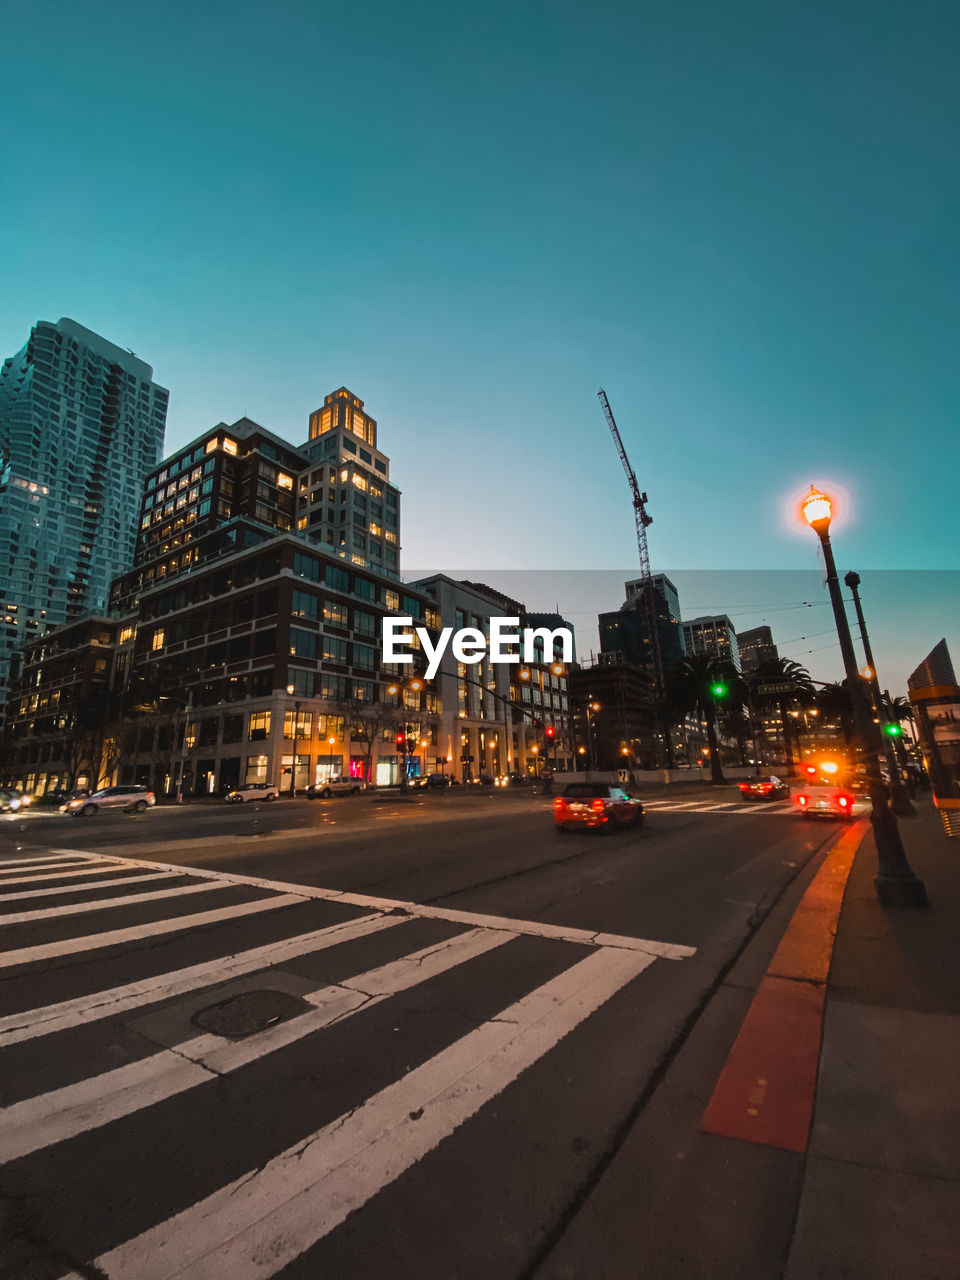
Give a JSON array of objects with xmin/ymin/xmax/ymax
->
[{"xmin": 0, "ymin": 789, "xmax": 845, "ymax": 1278}]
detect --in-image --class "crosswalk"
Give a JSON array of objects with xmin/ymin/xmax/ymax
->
[
  {"xmin": 641, "ymin": 798, "xmax": 797, "ymax": 816},
  {"xmin": 0, "ymin": 849, "xmax": 695, "ymax": 1279}
]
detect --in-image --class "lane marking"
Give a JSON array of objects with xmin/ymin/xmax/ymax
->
[
  {"xmin": 0, "ymin": 928, "xmax": 515, "ymax": 1164},
  {"xmin": 85, "ymin": 851, "xmax": 696, "ymax": 961},
  {"xmin": 0, "ymin": 894, "xmax": 306, "ymax": 971},
  {"xmin": 0, "ymin": 912, "xmax": 407, "ymax": 1046},
  {"xmin": 0, "ymin": 871, "xmax": 174, "ymax": 903},
  {"xmin": 700, "ymin": 821, "xmax": 864, "ymax": 1152},
  {"xmin": 0, "ymin": 879, "xmax": 225, "ymax": 926},
  {"xmin": 0, "ymin": 863, "xmax": 125, "ymax": 886},
  {"xmin": 61, "ymin": 947, "xmax": 655, "ymax": 1280},
  {"xmin": 0, "ymin": 853, "xmax": 102, "ymax": 871}
]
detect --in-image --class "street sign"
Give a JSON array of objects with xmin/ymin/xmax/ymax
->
[{"xmin": 756, "ymin": 681, "xmax": 795, "ymax": 695}]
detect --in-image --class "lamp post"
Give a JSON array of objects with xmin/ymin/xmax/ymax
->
[
  {"xmin": 285, "ymin": 686, "xmax": 301, "ymax": 797},
  {"xmin": 801, "ymin": 486, "xmax": 927, "ymax": 906},
  {"xmin": 843, "ymin": 571, "xmax": 914, "ymax": 816},
  {"xmin": 585, "ymin": 701, "xmax": 600, "ymax": 770}
]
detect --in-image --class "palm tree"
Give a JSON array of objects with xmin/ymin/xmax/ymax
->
[
  {"xmin": 816, "ymin": 681, "xmax": 856, "ymax": 746},
  {"xmin": 666, "ymin": 653, "xmax": 737, "ymax": 785},
  {"xmin": 753, "ymin": 658, "xmax": 815, "ymax": 774}
]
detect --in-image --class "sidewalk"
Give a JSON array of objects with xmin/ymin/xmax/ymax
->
[
  {"xmin": 784, "ymin": 800, "xmax": 960, "ymax": 1279},
  {"xmin": 538, "ymin": 797, "xmax": 959, "ymax": 1279}
]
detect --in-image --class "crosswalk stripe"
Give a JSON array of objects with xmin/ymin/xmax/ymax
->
[
  {"xmin": 0, "ymin": 912, "xmax": 407, "ymax": 1046},
  {"xmin": 60, "ymin": 947, "xmax": 655, "ymax": 1280},
  {"xmin": 0, "ymin": 853, "xmax": 97, "ymax": 871},
  {"xmin": 0, "ymin": 927, "xmax": 515, "ymax": 1164},
  {"xmin": 0, "ymin": 878, "xmax": 225, "ymax": 925},
  {"xmin": 0, "ymin": 863, "xmax": 124, "ymax": 886},
  {"xmin": 0, "ymin": 893, "xmax": 306, "ymax": 970},
  {"xmin": 0, "ymin": 870, "xmax": 174, "ymax": 903}
]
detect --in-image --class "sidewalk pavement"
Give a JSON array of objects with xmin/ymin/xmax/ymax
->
[
  {"xmin": 784, "ymin": 798, "xmax": 960, "ymax": 1279},
  {"xmin": 539, "ymin": 796, "xmax": 959, "ymax": 1279}
]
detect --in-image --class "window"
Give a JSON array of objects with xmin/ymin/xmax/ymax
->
[
  {"xmin": 353, "ymin": 643, "xmax": 376, "ymax": 671},
  {"xmin": 248, "ymin": 711, "xmax": 271, "ymax": 741},
  {"xmin": 222, "ymin": 714, "xmax": 244, "ymax": 744},
  {"xmin": 326, "ymin": 565, "xmax": 349, "ymax": 592},
  {"xmin": 287, "ymin": 668, "xmax": 316, "ymax": 697},
  {"xmin": 354, "ymin": 577, "xmax": 376, "ymax": 602},
  {"xmin": 294, "ymin": 552, "xmax": 321, "ymax": 582},
  {"xmin": 277, "ymin": 472, "xmax": 293, "ymax": 490},
  {"xmin": 223, "ymin": 437, "xmax": 238, "ymax": 455},
  {"xmin": 290, "ymin": 627, "xmax": 318, "ymax": 659},
  {"xmin": 385, "ymin": 589, "xmax": 400, "ymax": 612},
  {"xmin": 354, "ymin": 610, "xmax": 376, "ymax": 636},
  {"xmin": 151, "ymin": 628, "xmax": 164, "ymax": 651},
  {"xmin": 323, "ymin": 636, "xmax": 347, "ymax": 664},
  {"xmin": 324, "ymin": 601, "xmax": 348, "ymax": 628},
  {"xmin": 292, "ymin": 590, "xmax": 319, "ymax": 620},
  {"xmin": 284, "ymin": 709, "xmax": 313, "ymax": 739},
  {"xmin": 319, "ymin": 674, "xmax": 346, "ymax": 700},
  {"xmin": 318, "ymin": 715, "xmax": 345, "ymax": 740},
  {"xmin": 352, "ymin": 679, "xmax": 375, "ymax": 702}
]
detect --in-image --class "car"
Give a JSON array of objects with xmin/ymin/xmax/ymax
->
[
  {"xmin": 224, "ymin": 782, "xmax": 279, "ymax": 803},
  {"xmin": 737, "ymin": 775, "xmax": 789, "ymax": 801},
  {"xmin": 411, "ymin": 773, "xmax": 451, "ymax": 790},
  {"xmin": 62, "ymin": 785, "xmax": 156, "ymax": 817},
  {"xmin": 795, "ymin": 779, "xmax": 857, "ymax": 821},
  {"xmin": 554, "ymin": 782, "xmax": 644, "ymax": 832},
  {"xmin": 0, "ymin": 789, "xmax": 25, "ymax": 813},
  {"xmin": 306, "ymin": 778, "xmax": 367, "ymax": 799}
]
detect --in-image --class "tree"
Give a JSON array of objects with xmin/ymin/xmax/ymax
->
[
  {"xmin": 816, "ymin": 681, "xmax": 857, "ymax": 746},
  {"xmin": 752, "ymin": 658, "xmax": 815, "ymax": 773},
  {"xmin": 339, "ymin": 694, "xmax": 405, "ymax": 784},
  {"xmin": 665, "ymin": 653, "xmax": 738, "ymax": 785}
]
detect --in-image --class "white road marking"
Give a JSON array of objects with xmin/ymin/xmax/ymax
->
[
  {"xmin": 0, "ymin": 912, "xmax": 406, "ymax": 1046},
  {"xmin": 0, "ymin": 894, "xmax": 306, "ymax": 970},
  {"xmin": 0, "ymin": 928, "xmax": 516, "ymax": 1163},
  {"xmin": 0, "ymin": 853, "xmax": 100, "ymax": 871},
  {"xmin": 84, "ymin": 852, "xmax": 695, "ymax": 961},
  {"xmin": 0, "ymin": 863, "xmax": 133, "ymax": 887},
  {"xmin": 0, "ymin": 879, "xmax": 225, "ymax": 925},
  {"xmin": 63, "ymin": 947, "xmax": 655, "ymax": 1280},
  {"xmin": 0, "ymin": 871, "xmax": 174, "ymax": 903}
]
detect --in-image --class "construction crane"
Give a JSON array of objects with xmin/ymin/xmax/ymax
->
[{"xmin": 598, "ymin": 388, "xmax": 668, "ymax": 761}]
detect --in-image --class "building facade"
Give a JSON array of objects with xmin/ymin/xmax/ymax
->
[
  {"xmin": 0, "ymin": 318, "xmax": 167, "ymax": 719},
  {"xmin": 600, "ymin": 573, "xmax": 685, "ymax": 677},
  {"xmin": 736, "ymin": 625, "xmax": 779, "ymax": 674},
  {"xmin": 680, "ymin": 614, "xmax": 741, "ymax": 672}
]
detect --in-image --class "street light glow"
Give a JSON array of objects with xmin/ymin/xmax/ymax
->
[{"xmin": 801, "ymin": 484, "xmax": 832, "ymax": 530}]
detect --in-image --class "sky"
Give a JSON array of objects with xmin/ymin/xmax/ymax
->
[{"xmin": 2, "ymin": 1, "xmax": 957, "ymax": 690}]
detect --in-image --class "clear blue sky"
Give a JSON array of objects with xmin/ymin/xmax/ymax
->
[{"xmin": 3, "ymin": 1, "xmax": 957, "ymax": 686}]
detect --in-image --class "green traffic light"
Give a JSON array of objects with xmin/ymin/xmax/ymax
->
[
  {"xmin": 883, "ymin": 723, "xmax": 903, "ymax": 737},
  {"xmin": 711, "ymin": 683, "xmax": 727, "ymax": 698}
]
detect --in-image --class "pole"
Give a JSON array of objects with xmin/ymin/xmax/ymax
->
[
  {"xmin": 844, "ymin": 572, "xmax": 914, "ymax": 815},
  {"xmin": 176, "ymin": 690, "xmax": 192, "ymax": 805},
  {"xmin": 289, "ymin": 700, "xmax": 300, "ymax": 797},
  {"xmin": 815, "ymin": 530, "xmax": 926, "ymax": 905}
]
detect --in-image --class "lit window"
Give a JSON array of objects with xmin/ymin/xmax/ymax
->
[
  {"xmin": 223, "ymin": 437, "xmax": 238, "ymax": 455},
  {"xmin": 205, "ymin": 438, "xmax": 219, "ymax": 453},
  {"xmin": 351, "ymin": 473, "xmax": 368, "ymax": 491},
  {"xmin": 277, "ymin": 472, "xmax": 293, "ymax": 490},
  {"xmin": 340, "ymin": 469, "xmax": 349, "ymax": 482},
  {"xmin": 152, "ymin": 628, "xmax": 164, "ymax": 651},
  {"xmin": 119, "ymin": 625, "xmax": 134, "ymax": 644}
]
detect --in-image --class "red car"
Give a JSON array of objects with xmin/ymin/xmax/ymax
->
[
  {"xmin": 737, "ymin": 775, "xmax": 789, "ymax": 801},
  {"xmin": 554, "ymin": 783, "xmax": 644, "ymax": 832}
]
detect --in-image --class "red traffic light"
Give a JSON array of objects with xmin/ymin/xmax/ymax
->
[
  {"xmin": 544, "ymin": 725, "xmax": 556, "ymax": 740},
  {"xmin": 395, "ymin": 732, "xmax": 406, "ymax": 747}
]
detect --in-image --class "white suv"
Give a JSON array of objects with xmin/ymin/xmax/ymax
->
[
  {"xmin": 224, "ymin": 782, "xmax": 279, "ymax": 803},
  {"xmin": 307, "ymin": 778, "xmax": 367, "ymax": 799}
]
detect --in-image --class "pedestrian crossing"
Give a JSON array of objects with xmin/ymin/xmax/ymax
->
[
  {"xmin": 0, "ymin": 849, "xmax": 696, "ymax": 1279},
  {"xmin": 641, "ymin": 798, "xmax": 797, "ymax": 816}
]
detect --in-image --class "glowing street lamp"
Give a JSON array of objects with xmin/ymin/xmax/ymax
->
[{"xmin": 800, "ymin": 485, "xmax": 926, "ymax": 906}]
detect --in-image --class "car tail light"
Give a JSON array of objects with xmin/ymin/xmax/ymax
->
[
  {"xmin": 591, "ymin": 798, "xmax": 606, "ymax": 813},
  {"xmin": 554, "ymin": 798, "xmax": 566, "ymax": 811},
  {"xmin": 738, "ymin": 783, "xmax": 750, "ymax": 793},
  {"xmin": 798, "ymin": 794, "xmax": 808, "ymax": 806},
  {"xmin": 759, "ymin": 783, "xmax": 773, "ymax": 793},
  {"xmin": 838, "ymin": 794, "xmax": 852, "ymax": 808}
]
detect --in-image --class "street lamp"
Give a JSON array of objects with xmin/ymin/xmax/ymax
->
[
  {"xmin": 844, "ymin": 571, "xmax": 914, "ymax": 816},
  {"xmin": 801, "ymin": 486, "xmax": 927, "ymax": 906},
  {"xmin": 285, "ymin": 685, "xmax": 301, "ymax": 797}
]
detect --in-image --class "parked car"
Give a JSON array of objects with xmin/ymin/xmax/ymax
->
[
  {"xmin": 0, "ymin": 789, "xmax": 25, "ymax": 813},
  {"xmin": 223, "ymin": 782, "xmax": 279, "ymax": 804},
  {"xmin": 554, "ymin": 782, "xmax": 644, "ymax": 832},
  {"xmin": 306, "ymin": 778, "xmax": 367, "ymax": 799},
  {"xmin": 62, "ymin": 785, "xmax": 156, "ymax": 817},
  {"xmin": 409, "ymin": 773, "xmax": 450, "ymax": 790},
  {"xmin": 795, "ymin": 779, "xmax": 857, "ymax": 821},
  {"xmin": 737, "ymin": 775, "xmax": 789, "ymax": 801}
]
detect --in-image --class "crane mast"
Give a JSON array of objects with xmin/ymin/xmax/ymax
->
[{"xmin": 597, "ymin": 389, "xmax": 667, "ymax": 756}]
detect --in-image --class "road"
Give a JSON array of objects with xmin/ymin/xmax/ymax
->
[{"xmin": 0, "ymin": 789, "xmax": 848, "ymax": 1278}]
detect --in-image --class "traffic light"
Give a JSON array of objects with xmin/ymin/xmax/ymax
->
[
  {"xmin": 395, "ymin": 732, "xmax": 406, "ymax": 749},
  {"xmin": 883, "ymin": 723, "xmax": 903, "ymax": 737},
  {"xmin": 711, "ymin": 683, "xmax": 727, "ymax": 699},
  {"xmin": 544, "ymin": 725, "xmax": 556, "ymax": 742}
]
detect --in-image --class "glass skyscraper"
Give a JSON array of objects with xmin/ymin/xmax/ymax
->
[{"xmin": 0, "ymin": 317, "xmax": 167, "ymax": 718}]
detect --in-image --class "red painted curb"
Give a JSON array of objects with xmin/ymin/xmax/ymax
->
[{"xmin": 699, "ymin": 822, "xmax": 866, "ymax": 1152}]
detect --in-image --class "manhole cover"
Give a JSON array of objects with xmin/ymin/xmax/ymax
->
[{"xmin": 192, "ymin": 989, "xmax": 309, "ymax": 1038}]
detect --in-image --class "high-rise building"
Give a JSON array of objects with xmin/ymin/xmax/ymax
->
[
  {"xmin": 736, "ymin": 625, "xmax": 779, "ymax": 673},
  {"xmin": 600, "ymin": 573, "xmax": 685, "ymax": 676},
  {"xmin": 681, "ymin": 614, "xmax": 741, "ymax": 671},
  {"xmin": 0, "ymin": 318, "xmax": 167, "ymax": 716}
]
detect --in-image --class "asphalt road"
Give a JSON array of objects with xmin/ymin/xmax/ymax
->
[{"xmin": 0, "ymin": 790, "xmax": 844, "ymax": 1278}]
